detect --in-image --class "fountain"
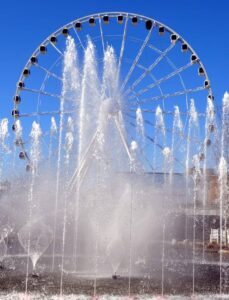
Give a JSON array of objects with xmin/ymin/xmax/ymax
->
[
  {"xmin": 0, "ymin": 31, "xmax": 228, "ymax": 299},
  {"xmin": 153, "ymin": 105, "xmax": 165, "ymax": 173},
  {"xmin": 18, "ymin": 221, "xmax": 53, "ymax": 273},
  {"xmin": 170, "ymin": 105, "xmax": 183, "ymax": 179},
  {"xmin": 136, "ymin": 106, "xmax": 145, "ymax": 147},
  {"xmin": 48, "ymin": 117, "xmax": 57, "ymax": 162}
]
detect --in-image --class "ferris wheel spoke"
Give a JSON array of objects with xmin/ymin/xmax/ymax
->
[
  {"xmin": 35, "ymin": 64, "xmax": 62, "ymax": 81},
  {"xmin": 128, "ymin": 36, "xmax": 162, "ymax": 56},
  {"xmin": 124, "ymin": 108, "xmax": 172, "ymax": 115},
  {"xmin": 98, "ymin": 16, "xmax": 105, "ymax": 54},
  {"xmin": 165, "ymin": 56, "xmax": 188, "ymax": 99},
  {"xmin": 122, "ymin": 59, "xmax": 164, "ymax": 103},
  {"xmin": 124, "ymin": 112, "xmax": 203, "ymax": 148},
  {"xmin": 123, "ymin": 117, "xmax": 154, "ymax": 165},
  {"xmin": 120, "ymin": 26, "xmax": 153, "ymax": 92},
  {"xmin": 113, "ymin": 116, "xmax": 133, "ymax": 161},
  {"xmin": 127, "ymin": 61, "xmax": 192, "ymax": 99},
  {"xmin": 125, "ymin": 44, "xmax": 189, "ymax": 109},
  {"xmin": 131, "ymin": 86, "xmax": 206, "ymax": 104},
  {"xmin": 127, "ymin": 120, "xmax": 184, "ymax": 167},
  {"xmin": 124, "ymin": 60, "xmax": 158, "ymax": 80},
  {"xmin": 37, "ymin": 84, "xmax": 48, "ymax": 116},
  {"xmin": 72, "ymin": 27, "xmax": 86, "ymax": 50},
  {"xmin": 19, "ymin": 109, "xmax": 77, "ymax": 118},
  {"xmin": 146, "ymin": 135, "xmax": 184, "ymax": 167},
  {"xmin": 148, "ymin": 44, "xmax": 163, "ymax": 55},
  {"xmin": 125, "ymin": 108, "xmax": 206, "ymax": 118},
  {"xmin": 124, "ymin": 111, "xmax": 159, "ymax": 131},
  {"xmin": 124, "ymin": 43, "xmax": 175, "ymax": 97},
  {"xmin": 143, "ymin": 119, "xmax": 202, "ymax": 146},
  {"xmin": 125, "ymin": 127, "xmax": 155, "ymax": 172},
  {"xmin": 50, "ymin": 43, "xmax": 64, "ymax": 57},
  {"xmin": 21, "ymin": 87, "xmax": 61, "ymax": 99},
  {"xmin": 118, "ymin": 15, "xmax": 129, "ymax": 73}
]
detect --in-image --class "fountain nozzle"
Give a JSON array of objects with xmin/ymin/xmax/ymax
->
[
  {"xmin": 112, "ymin": 272, "xmax": 120, "ymax": 280},
  {"xmin": 31, "ymin": 272, "xmax": 39, "ymax": 279}
]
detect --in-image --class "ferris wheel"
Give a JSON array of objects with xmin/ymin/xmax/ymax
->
[{"xmin": 12, "ymin": 12, "xmax": 214, "ymax": 174}]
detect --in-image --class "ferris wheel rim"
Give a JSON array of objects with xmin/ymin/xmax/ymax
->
[
  {"xmin": 12, "ymin": 12, "xmax": 214, "ymax": 172},
  {"xmin": 14, "ymin": 12, "xmax": 213, "ymax": 101}
]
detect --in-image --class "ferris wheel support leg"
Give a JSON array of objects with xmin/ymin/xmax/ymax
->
[
  {"xmin": 68, "ymin": 131, "xmax": 98, "ymax": 192},
  {"xmin": 114, "ymin": 115, "xmax": 133, "ymax": 163}
]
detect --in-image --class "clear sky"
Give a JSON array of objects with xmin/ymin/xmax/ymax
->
[{"xmin": 0, "ymin": 0, "xmax": 228, "ymax": 121}]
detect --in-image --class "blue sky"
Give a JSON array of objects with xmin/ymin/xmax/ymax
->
[{"xmin": 0, "ymin": 0, "xmax": 228, "ymax": 121}]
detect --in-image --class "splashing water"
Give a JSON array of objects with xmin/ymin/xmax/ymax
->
[
  {"xmin": 189, "ymin": 99, "xmax": 198, "ymax": 125},
  {"xmin": 65, "ymin": 131, "xmax": 74, "ymax": 165},
  {"xmin": 51, "ymin": 117, "xmax": 57, "ymax": 135},
  {"xmin": 102, "ymin": 45, "xmax": 119, "ymax": 100},
  {"xmin": 186, "ymin": 99, "xmax": 199, "ymax": 173},
  {"xmin": 0, "ymin": 119, "xmax": 9, "ymax": 142},
  {"xmin": 130, "ymin": 140, "xmax": 138, "ymax": 152},
  {"xmin": 15, "ymin": 119, "xmax": 22, "ymax": 139},
  {"xmin": 62, "ymin": 36, "xmax": 80, "ymax": 106},
  {"xmin": 49, "ymin": 117, "xmax": 57, "ymax": 162},
  {"xmin": 18, "ymin": 221, "xmax": 53, "ymax": 271},
  {"xmin": 162, "ymin": 147, "xmax": 171, "ymax": 160},
  {"xmin": 60, "ymin": 117, "xmax": 74, "ymax": 295},
  {"xmin": 67, "ymin": 116, "xmax": 74, "ymax": 133},
  {"xmin": 20, "ymin": 121, "xmax": 43, "ymax": 292},
  {"xmin": 155, "ymin": 106, "xmax": 165, "ymax": 136},
  {"xmin": 221, "ymin": 92, "xmax": 229, "ymax": 158},
  {"xmin": 0, "ymin": 118, "xmax": 9, "ymax": 153},
  {"xmin": 218, "ymin": 156, "xmax": 228, "ymax": 294},
  {"xmin": 170, "ymin": 106, "xmax": 183, "ymax": 178},
  {"xmin": 153, "ymin": 106, "xmax": 165, "ymax": 172},
  {"xmin": 130, "ymin": 140, "xmax": 139, "ymax": 172},
  {"xmin": 78, "ymin": 38, "xmax": 100, "ymax": 160},
  {"xmin": 192, "ymin": 154, "xmax": 201, "ymax": 294},
  {"xmin": 30, "ymin": 122, "xmax": 42, "ymax": 169},
  {"xmin": 136, "ymin": 107, "xmax": 145, "ymax": 143},
  {"xmin": 202, "ymin": 97, "xmax": 216, "ymax": 259},
  {"xmin": 4, "ymin": 35, "xmax": 229, "ymax": 299},
  {"xmin": 52, "ymin": 36, "xmax": 80, "ymax": 270},
  {"xmin": 65, "ymin": 117, "xmax": 74, "ymax": 163},
  {"xmin": 173, "ymin": 106, "xmax": 183, "ymax": 131},
  {"xmin": 218, "ymin": 93, "xmax": 229, "ymax": 294},
  {"xmin": 218, "ymin": 157, "xmax": 227, "ymax": 184}
]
